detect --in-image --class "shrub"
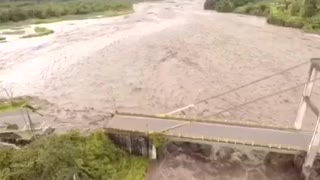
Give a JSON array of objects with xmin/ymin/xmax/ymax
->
[
  {"xmin": 299, "ymin": 0, "xmax": 317, "ymax": 17},
  {"xmin": 303, "ymin": 14, "xmax": 320, "ymax": 32},
  {"xmin": 75, "ymin": 4, "xmax": 91, "ymax": 15},
  {"xmin": 267, "ymin": 14, "xmax": 285, "ymax": 26},
  {"xmin": 8, "ymin": 8, "xmax": 28, "ymax": 21},
  {"xmin": 300, "ymin": 4, "xmax": 316, "ymax": 17},
  {"xmin": 33, "ymin": 7, "xmax": 48, "ymax": 19},
  {"xmin": 216, "ymin": 0, "xmax": 235, "ymax": 12},
  {"xmin": 45, "ymin": 5, "xmax": 63, "ymax": 17},
  {"xmin": 230, "ymin": 0, "xmax": 256, "ymax": 7},
  {"xmin": 288, "ymin": 0, "xmax": 301, "ymax": 16},
  {"xmin": 284, "ymin": 16, "xmax": 304, "ymax": 28},
  {"xmin": 0, "ymin": 37, "xmax": 6, "ymax": 41},
  {"xmin": 267, "ymin": 7, "xmax": 304, "ymax": 28},
  {"xmin": 34, "ymin": 26, "xmax": 49, "ymax": 33},
  {"xmin": 235, "ymin": 2, "xmax": 270, "ymax": 16}
]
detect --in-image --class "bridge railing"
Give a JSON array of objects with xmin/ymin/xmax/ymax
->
[
  {"xmin": 105, "ymin": 126, "xmax": 304, "ymax": 153},
  {"xmin": 294, "ymin": 58, "xmax": 320, "ymax": 174},
  {"xmin": 116, "ymin": 111, "xmax": 297, "ymax": 131},
  {"xmin": 295, "ymin": 58, "xmax": 320, "ymax": 129}
]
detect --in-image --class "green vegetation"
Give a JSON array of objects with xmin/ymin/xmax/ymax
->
[
  {"xmin": 267, "ymin": 6, "xmax": 305, "ymax": 28},
  {"xmin": 0, "ymin": 131, "xmax": 150, "ymax": 180},
  {"xmin": 234, "ymin": 1, "xmax": 271, "ymax": 16},
  {"xmin": 209, "ymin": 0, "xmax": 320, "ymax": 33},
  {"xmin": 0, "ymin": 0, "xmax": 136, "ymax": 27},
  {"xmin": 22, "ymin": 26, "xmax": 54, "ymax": 38},
  {"xmin": 0, "ymin": 99, "xmax": 27, "ymax": 113},
  {"xmin": 0, "ymin": 36, "xmax": 5, "ymax": 41}
]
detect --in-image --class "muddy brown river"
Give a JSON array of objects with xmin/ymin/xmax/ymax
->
[{"xmin": 0, "ymin": 0, "xmax": 320, "ymax": 130}]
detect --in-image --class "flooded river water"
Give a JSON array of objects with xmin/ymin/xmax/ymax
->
[{"xmin": 1, "ymin": 0, "xmax": 320, "ymax": 130}]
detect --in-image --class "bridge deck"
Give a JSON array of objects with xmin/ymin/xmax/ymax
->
[{"xmin": 107, "ymin": 114, "xmax": 313, "ymax": 151}]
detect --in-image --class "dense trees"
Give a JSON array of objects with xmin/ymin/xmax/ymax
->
[
  {"xmin": 0, "ymin": 0, "xmax": 133, "ymax": 23},
  {"xmin": 204, "ymin": 0, "xmax": 320, "ymax": 32}
]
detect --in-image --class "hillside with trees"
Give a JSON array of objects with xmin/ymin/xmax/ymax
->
[
  {"xmin": 0, "ymin": 0, "xmax": 136, "ymax": 24},
  {"xmin": 204, "ymin": 0, "xmax": 320, "ymax": 33}
]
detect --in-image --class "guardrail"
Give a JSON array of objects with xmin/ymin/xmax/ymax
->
[{"xmin": 105, "ymin": 127, "xmax": 305, "ymax": 152}]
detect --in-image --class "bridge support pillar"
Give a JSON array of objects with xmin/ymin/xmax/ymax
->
[
  {"xmin": 295, "ymin": 59, "xmax": 319, "ymax": 130},
  {"xmin": 126, "ymin": 136, "xmax": 132, "ymax": 153},
  {"xmin": 303, "ymin": 115, "xmax": 320, "ymax": 178},
  {"xmin": 148, "ymin": 140, "xmax": 157, "ymax": 159}
]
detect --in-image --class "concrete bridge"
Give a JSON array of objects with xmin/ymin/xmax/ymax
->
[
  {"xmin": 107, "ymin": 113, "xmax": 311, "ymax": 153},
  {"xmin": 106, "ymin": 58, "xmax": 320, "ymax": 179}
]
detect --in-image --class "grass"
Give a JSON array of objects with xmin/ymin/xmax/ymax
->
[
  {"xmin": 1, "ymin": 30, "xmax": 25, "ymax": 35},
  {"xmin": 21, "ymin": 26, "xmax": 54, "ymax": 38},
  {"xmin": 0, "ymin": 99, "xmax": 27, "ymax": 113}
]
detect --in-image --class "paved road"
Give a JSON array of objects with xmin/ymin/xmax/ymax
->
[{"xmin": 107, "ymin": 114, "xmax": 313, "ymax": 151}]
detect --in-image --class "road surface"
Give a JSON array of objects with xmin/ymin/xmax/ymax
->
[{"xmin": 108, "ymin": 114, "xmax": 312, "ymax": 151}]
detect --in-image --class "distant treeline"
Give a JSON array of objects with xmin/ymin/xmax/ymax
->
[{"xmin": 0, "ymin": 0, "xmax": 134, "ymax": 23}]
